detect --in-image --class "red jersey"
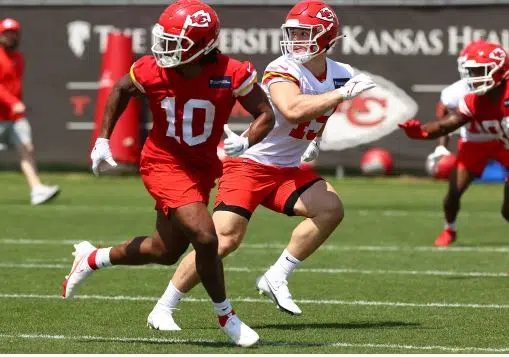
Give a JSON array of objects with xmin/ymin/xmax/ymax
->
[
  {"xmin": 130, "ymin": 54, "xmax": 257, "ymax": 175},
  {"xmin": 458, "ymin": 80, "xmax": 509, "ymax": 148},
  {"xmin": 0, "ymin": 47, "xmax": 24, "ymax": 121}
]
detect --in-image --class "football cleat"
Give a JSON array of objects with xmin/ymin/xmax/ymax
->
[
  {"xmin": 31, "ymin": 185, "xmax": 60, "ymax": 205},
  {"xmin": 256, "ymin": 274, "xmax": 302, "ymax": 315},
  {"xmin": 147, "ymin": 306, "xmax": 181, "ymax": 331},
  {"xmin": 62, "ymin": 241, "xmax": 97, "ymax": 299},
  {"xmin": 434, "ymin": 228, "xmax": 457, "ymax": 247},
  {"xmin": 218, "ymin": 310, "xmax": 259, "ymax": 347}
]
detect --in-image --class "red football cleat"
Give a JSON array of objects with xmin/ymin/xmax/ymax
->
[{"xmin": 434, "ymin": 228, "xmax": 457, "ymax": 247}]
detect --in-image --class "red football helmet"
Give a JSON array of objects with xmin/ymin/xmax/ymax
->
[
  {"xmin": 280, "ymin": 0, "xmax": 343, "ymax": 64},
  {"xmin": 0, "ymin": 18, "xmax": 21, "ymax": 33},
  {"xmin": 151, "ymin": 0, "xmax": 220, "ymax": 68},
  {"xmin": 457, "ymin": 41, "xmax": 509, "ymax": 95}
]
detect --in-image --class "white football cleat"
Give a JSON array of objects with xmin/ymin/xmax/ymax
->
[
  {"xmin": 62, "ymin": 241, "xmax": 96, "ymax": 299},
  {"xmin": 147, "ymin": 306, "xmax": 181, "ymax": 331},
  {"xmin": 256, "ymin": 274, "xmax": 302, "ymax": 315},
  {"xmin": 31, "ymin": 185, "xmax": 60, "ymax": 205},
  {"xmin": 219, "ymin": 311, "xmax": 259, "ymax": 347}
]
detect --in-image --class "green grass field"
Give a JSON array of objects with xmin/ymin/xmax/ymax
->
[{"xmin": 1, "ymin": 172, "xmax": 509, "ymax": 353}]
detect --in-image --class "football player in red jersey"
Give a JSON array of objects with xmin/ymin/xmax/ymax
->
[
  {"xmin": 426, "ymin": 40, "xmax": 505, "ymax": 247},
  {"xmin": 400, "ymin": 41, "xmax": 509, "ymax": 246},
  {"xmin": 145, "ymin": 0, "xmax": 376, "ymax": 329},
  {"xmin": 0, "ymin": 18, "xmax": 60, "ymax": 205},
  {"xmin": 61, "ymin": 0, "xmax": 274, "ymax": 347}
]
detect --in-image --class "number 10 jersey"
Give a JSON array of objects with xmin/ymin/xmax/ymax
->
[{"xmin": 130, "ymin": 54, "xmax": 257, "ymax": 175}]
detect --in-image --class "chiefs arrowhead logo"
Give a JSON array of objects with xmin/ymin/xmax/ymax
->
[
  {"xmin": 316, "ymin": 7, "xmax": 335, "ymax": 22},
  {"xmin": 186, "ymin": 10, "xmax": 211, "ymax": 28}
]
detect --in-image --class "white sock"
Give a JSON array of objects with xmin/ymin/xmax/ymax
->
[
  {"xmin": 267, "ymin": 249, "xmax": 301, "ymax": 281},
  {"xmin": 157, "ymin": 281, "xmax": 184, "ymax": 311},
  {"xmin": 94, "ymin": 248, "xmax": 112, "ymax": 269},
  {"xmin": 214, "ymin": 299, "xmax": 233, "ymax": 316},
  {"xmin": 445, "ymin": 222, "xmax": 456, "ymax": 231}
]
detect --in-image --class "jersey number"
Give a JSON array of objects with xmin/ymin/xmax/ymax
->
[
  {"xmin": 289, "ymin": 115, "xmax": 328, "ymax": 140},
  {"xmin": 479, "ymin": 117, "xmax": 509, "ymax": 148},
  {"xmin": 161, "ymin": 97, "xmax": 215, "ymax": 146}
]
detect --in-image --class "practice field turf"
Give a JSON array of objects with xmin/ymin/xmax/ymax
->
[{"xmin": 1, "ymin": 172, "xmax": 508, "ymax": 353}]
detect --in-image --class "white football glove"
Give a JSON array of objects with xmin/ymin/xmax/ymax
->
[
  {"xmin": 223, "ymin": 124, "xmax": 249, "ymax": 157},
  {"xmin": 301, "ymin": 138, "xmax": 321, "ymax": 162},
  {"xmin": 90, "ymin": 138, "xmax": 117, "ymax": 176},
  {"xmin": 427, "ymin": 145, "xmax": 451, "ymax": 161},
  {"xmin": 337, "ymin": 73, "xmax": 376, "ymax": 101}
]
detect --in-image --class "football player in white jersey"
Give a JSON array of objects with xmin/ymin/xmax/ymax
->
[
  {"xmin": 146, "ymin": 0, "xmax": 376, "ymax": 330},
  {"xmin": 427, "ymin": 40, "xmax": 502, "ymax": 247}
]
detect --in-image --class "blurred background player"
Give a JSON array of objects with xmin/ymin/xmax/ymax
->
[
  {"xmin": 61, "ymin": 0, "xmax": 275, "ymax": 347},
  {"xmin": 146, "ymin": 0, "xmax": 376, "ymax": 330},
  {"xmin": 0, "ymin": 18, "xmax": 60, "ymax": 205},
  {"xmin": 427, "ymin": 39, "xmax": 502, "ymax": 247},
  {"xmin": 399, "ymin": 40, "xmax": 509, "ymax": 245}
]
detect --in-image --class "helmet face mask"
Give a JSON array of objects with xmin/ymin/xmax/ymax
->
[
  {"xmin": 279, "ymin": 0, "xmax": 342, "ymax": 65},
  {"xmin": 151, "ymin": 0, "xmax": 219, "ymax": 68},
  {"xmin": 280, "ymin": 23, "xmax": 326, "ymax": 64},
  {"xmin": 459, "ymin": 61, "xmax": 496, "ymax": 95},
  {"xmin": 151, "ymin": 24, "xmax": 195, "ymax": 68}
]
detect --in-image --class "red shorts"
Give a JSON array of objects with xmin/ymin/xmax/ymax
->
[
  {"xmin": 214, "ymin": 158, "xmax": 323, "ymax": 219},
  {"xmin": 140, "ymin": 154, "xmax": 218, "ymax": 216},
  {"xmin": 456, "ymin": 139, "xmax": 509, "ymax": 177}
]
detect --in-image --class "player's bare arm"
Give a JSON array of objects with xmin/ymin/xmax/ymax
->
[
  {"xmin": 237, "ymin": 83, "xmax": 275, "ymax": 146},
  {"xmin": 399, "ymin": 112, "xmax": 468, "ymax": 140},
  {"xmin": 90, "ymin": 74, "xmax": 143, "ymax": 175},
  {"xmin": 269, "ymin": 81, "xmax": 343, "ymax": 124},
  {"xmin": 269, "ymin": 73, "xmax": 375, "ymax": 124},
  {"xmin": 435, "ymin": 102, "xmax": 452, "ymax": 147},
  {"xmin": 99, "ymin": 74, "xmax": 143, "ymax": 138}
]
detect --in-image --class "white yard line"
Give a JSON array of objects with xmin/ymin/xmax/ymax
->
[
  {"xmin": 0, "ymin": 332, "xmax": 509, "ymax": 352},
  {"xmin": 1, "ymin": 261, "xmax": 506, "ymax": 278},
  {"xmin": 2, "ymin": 238, "xmax": 509, "ymax": 254},
  {"xmin": 1, "ymin": 293, "xmax": 509, "ymax": 309}
]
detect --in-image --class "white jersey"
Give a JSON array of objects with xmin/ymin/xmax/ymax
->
[
  {"xmin": 440, "ymin": 79, "xmax": 497, "ymax": 142},
  {"xmin": 241, "ymin": 55, "xmax": 354, "ymax": 167}
]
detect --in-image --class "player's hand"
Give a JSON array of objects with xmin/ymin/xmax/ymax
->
[
  {"xmin": 301, "ymin": 138, "xmax": 321, "ymax": 162},
  {"xmin": 337, "ymin": 73, "xmax": 376, "ymax": 101},
  {"xmin": 398, "ymin": 119, "xmax": 430, "ymax": 139},
  {"xmin": 11, "ymin": 102, "xmax": 25, "ymax": 115},
  {"xmin": 90, "ymin": 138, "xmax": 117, "ymax": 176},
  {"xmin": 427, "ymin": 145, "xmax": 451, "ymax": 161},
  {"xmin": 223, "ymin": 124, "xmax": 249, "ymax": 157}
]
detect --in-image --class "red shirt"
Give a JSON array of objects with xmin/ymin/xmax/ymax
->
[
  {"xmin": 130, "ymin": 54, "xmax": 257, "ymax": 175},
  {"xmin": 0, "ymin": 47, "xmax": 24, "ymax": 121},
  {"xmin": 458, "ymin": 80, "xmax": 509, "ymax": 148}
]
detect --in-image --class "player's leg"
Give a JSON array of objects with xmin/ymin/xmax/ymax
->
[
  {"xmin": 436, "ymin": 140, "xmax": 489, "ymax": 246},
  {"xmin": 494, "ymin": 145, "xmax": 509, "ymax": 222},
  {"xmin": 62, "ymin": 209, "xmax": 191, "ymax": 299},
  {"xmin": 148, "ymin": 210, "xmax": 249, "ymax": 330},
  {"xmin": 11, "ymin": 119, "xmax": 60, "ymax": 205},
  {"xmin": 502, "ymin": 179, "xmax": 509, "ymax": 222},
  {"xmin": 170, "ymin": 201, "xmax": 258, "ymax": 347},
  {"xmin": 148, "ymin": 158, "xmax": 267, "ymax": 333},
  {"xmin": 257, "ymin": 173, "xmax": 343, "ymax": 315}
]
